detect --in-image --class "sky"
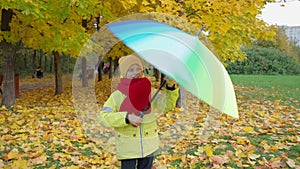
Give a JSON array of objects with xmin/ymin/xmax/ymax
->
[{"xmin": 259, "ymin": 0, "xmax": 300, "ymax": 26}]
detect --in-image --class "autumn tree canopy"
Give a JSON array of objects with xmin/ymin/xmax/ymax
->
[
  {"xmin": 1, "ymin": 0, "xmax": 276, "ymax": 61},
  {"xmin": 116, "ymin": 0, "xmax": 276, "ymax": 62}
]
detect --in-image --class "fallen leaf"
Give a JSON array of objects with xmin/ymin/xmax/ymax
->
[
  {"xmin": 248, "ymin": 154, "xmax": 261, "ymax": 160},
  {"xmin": 270, "ymin": 159, "xmax": 286, "ymax": 168},
  {"xmin": 203, "ymin": 144, "xmax": 213, "ymax": 157},
  {"xmin": 243, "ymin": 126, "xmax": 255, "ymax": 132},
  {"xmin": 286, "ymin": 158, "xmax": 296, "ymax": 168},
  {"xmin": 12, "ymin": 158, "xmax": 28, "ymax": 168},
  {"xmin": 0, "ymin": 159, "xmax": 5, "ymax": 168},
  {"xmin": 212, "ymin": 155, "xmax": 228, "ymax": 165},
  {"xmin": 7, "ymin": 148, "xmax": 19, "ymax": 160}
]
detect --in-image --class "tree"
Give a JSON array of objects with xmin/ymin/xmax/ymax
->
[
  {"xmin": 114, "ymin": 0, "xmax": 276, "ymax": 62},
  {"xmin": 253, "ymin": 26, "xmax": 300, "ymax": 63},
  {"xmin": 31, "ymin": 50, "xmax": 37, "ymax": 78},
  {"xmin": 1, "ymin": 9, "xmax": 15, "ymax": 107},
  {"xmin": 1, "ymin": 1, "xmax": 107, "ymax": 96},
  {"xmin": 91, "ymin": 0, "xmax": 277, "ymax": 84}
]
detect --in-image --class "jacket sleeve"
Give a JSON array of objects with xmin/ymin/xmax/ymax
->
[
  {"xmin": 97, "ymin": 92, "xmax": 128, "ymax": 128},
  {"xmin": 151, "ymin": 85, "xmax": 179, "ymax": 113}
]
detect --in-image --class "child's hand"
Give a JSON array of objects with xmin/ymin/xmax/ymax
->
[
  {"xmin": 128, "ymin": 114, "xmax": 143, "ymax": 127},
  {"xmin": 164, "ymin": 77, "xmax": 178, "ymax": 90},
  {"xmin": 164, "ymin": 77, "xmax": 177, "ymax": 86}
]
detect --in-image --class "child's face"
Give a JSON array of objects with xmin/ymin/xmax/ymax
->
[{"xmin": 126, "ymin": 64, "xmax": 142, "ymax": 79}]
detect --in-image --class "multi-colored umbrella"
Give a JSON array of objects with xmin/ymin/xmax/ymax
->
[{"xmin": 107, "ymin": 20, "xmax": 238, "ymax": 118}]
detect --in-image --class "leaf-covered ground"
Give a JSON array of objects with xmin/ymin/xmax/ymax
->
[{"xmin": 0, "ymin": 75, "xmax": 299, "ymax": 169}]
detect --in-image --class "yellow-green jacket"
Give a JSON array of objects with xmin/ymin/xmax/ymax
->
[{"xmin": 98, "ymin": 87, "xmax": 179, "ymax": 160}]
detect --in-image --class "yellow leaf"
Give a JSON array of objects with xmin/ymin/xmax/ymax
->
[
  {"xmin": 65, "ymin": 140, "xmax": 73, "ymax": 147},
  {"xmin": 243, "ymin": 126, "xmax": 255, "ymax": 132},
  {"xmin": 16, "ymin": 129, "xmax": 27, "ymax": 133},
  {"xmin": 12, "ymin": 158, "xmax": 28, "ymax": 168},
  {"xmin": 29, "ymin": 149, "xmax": 44, "ymax": 158},
  {"xmin": 0, "ymin": 114, "xmax": 6, "ymax": 124},
  {"xmin": 0, "ymin": 106, "xmax": 8, "ymax": 111},
  {"xmin": 66, "ymin": 166, "xmax": 80, "ymax": 169},
  {"xmin": 257, "ymin": 111, "xmax": 265, "ymax": 117},
  {"xmin": 235, "ymin": 149, "xmax": 247, "ymax": 158},
  {"xmin": 18, "ymin": 134, "xmax": 29, "ymax": 140},
  {"xmin": 269, "ymin": 145, "xmax": 278, "ymax": 152},
  {"xmin": 42, "ymin": 133, "xmax": 53, "ymax": 142},
  {"xmin": 237, "ymin": 137, "xmax": 250, "ymax": 145},
  {"xmin": 16, "ymin": 119, "xmax": 25, "ymax": 126},
  {"xmin": 274, "ymin": 100, "xmax": 281, "ymax": 106},
  {"xmin": 7, "ymin": 149, "xmax": 19, "ymax": 160},
  {"xmin": 10, "ymin": 124, "xmax": 19, "ymax": 130},
  {"xmin": 48, "ymin": 164, "xmax": 57, "ymax": 169},
  {"xmin": 203, "ymin": 145, "xmax": 213, "ymax": 157},
  {"xmin": 28, "ymin": 155, "xmax": 47, "ymax": 166}
]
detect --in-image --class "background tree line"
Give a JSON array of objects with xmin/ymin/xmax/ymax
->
[{"xmin": 0, "ymin": 48, "xmax": 75, "ymax": 76}]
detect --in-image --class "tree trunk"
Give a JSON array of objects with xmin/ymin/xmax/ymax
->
[
  {"xmin": 81, "ymin": 57, "xmax": 88, "ymax": 87},
  {"xmin": 108, "ymin": 57, "xmax": 112, "ymax": 79},
  {"xmin": 53, "ymin": 51, "xmax": 62, "ymax": 95},
  {"xmin": 153, "ymin": 68, "xmax": 160, "ymax": 81},
  {"xmin": 24, "ymin": 51, "xmax": 28, "ymax": 70},
  {"xmin": 44, "ymin": 55, "xmax": 47, "ymax": 72},
  {"xmin": 49, "ymin": 56, "xmax": 53, "ymax": 72},
  {"xmin": 60, "ymin": 55, "xmax": 64, "ymax": 73},
  {"xmin": 81, "ymin": 18, "xmax": 88, "ymax": 85},
  {"xmin": 1, "ymin": 41, "xmax": 15, "ymax": 107},
  {"xmin": 97, "ymin": 57, "xmax": 103, "ymax": 82},
  {"xmin": 1, "ymin": 8, "xmax": 15, "ymax": 107},
  {"xmin": 67, "ymin": 55, "xmax": 70, "ymax": 73},
  {"xmin": 32, "ymin": 50, "xmax": 37, "ymax": 78},
  {"xmin": 113, "ymin": 58, "xmax": 119, "ymax": 72},
  {"xmin": 39, "ymin": 50, "xmax": 43, "ymax": 67}
]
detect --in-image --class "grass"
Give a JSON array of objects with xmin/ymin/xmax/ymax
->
[{"xmin": 230, "ymin": 74, "xmax": 300, "ymax": 108}]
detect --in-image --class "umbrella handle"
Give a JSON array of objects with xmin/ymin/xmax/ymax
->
[{"xmin": 139, "ymin": 79, "xmax": 167, "ymax": 118}]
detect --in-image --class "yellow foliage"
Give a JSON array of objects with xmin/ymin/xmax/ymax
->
[{"xmin": 1, "ymin": 0, "xmax": 276, "ymax": 62}]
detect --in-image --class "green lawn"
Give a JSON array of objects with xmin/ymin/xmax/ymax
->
[{"xmin": 230, "ymin": 75, "xmax": 300, "ymax": 107}]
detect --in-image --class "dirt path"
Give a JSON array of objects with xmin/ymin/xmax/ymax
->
[
  {"xmin": 19, "ymin": 75, "xmax": 73, "ymax": 92},
  {"xmin": 19, "ymin": 80, "xmax": 54, "ymax": 92}
]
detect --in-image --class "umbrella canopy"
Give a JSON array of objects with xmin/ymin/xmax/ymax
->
[{"xmin": 106, "ymin": 20, "xmax": 238, "ymax": 118}]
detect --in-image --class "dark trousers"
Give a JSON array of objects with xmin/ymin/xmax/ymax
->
[{"xmin": 121, "ymin": 155, "xmax": 154, "ymax": 169}]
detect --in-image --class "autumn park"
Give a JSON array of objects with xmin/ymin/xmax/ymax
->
[{"xmin": 1, "ymin": 0, "xmax": 300, "ymax": 169}]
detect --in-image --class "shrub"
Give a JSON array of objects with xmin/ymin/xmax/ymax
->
[{"xmin": 226, "ymin": 46, "xmax": 300, "ymax": 75}]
